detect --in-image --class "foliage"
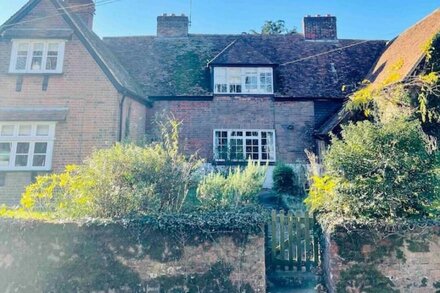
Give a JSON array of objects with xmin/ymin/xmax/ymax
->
[
  {"xmin": 305, "ymin": 119, "xmax": 440, "ymax": 231},
  {"xmin": 346, "ymin": 34, "xmax": 440, "ymax": 136},
  {"xmin": 272, "ymin": 163, "xmax": 296, "ymax": 195},
  {"xmin": 336, "ymin": 264, "xmax": 398, "ymax": 293},
  {"xmin": 196, "ymin": 161, "xmax": 266, "ymax": 209},
  {"xmin": 17, "ymin": 117, "xmax": 203, "ymax": 219},
  {"xmin": 250, "ymin": 20, "xmax": 296, "ymax": 35}
]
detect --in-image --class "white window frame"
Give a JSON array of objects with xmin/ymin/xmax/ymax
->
[
  {"xmin": 9, "ymin": 39, "xmax": 66, "ymax": 74},
  {"xmin": 213, "ymin": 129, "xmax": 276, "ymax": 163},
  {"xmin": 213, "ymin": 67, "xmax": 274, "ymax": 94},
  {"xmin": 0, "ymin": 122, "xmax": 56, "ymax": 171}
]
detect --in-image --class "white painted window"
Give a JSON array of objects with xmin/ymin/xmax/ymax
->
[
  {"xmin": 0, "ymin": 122, "xmax": 56, "ymax": 171},
  {"xmin": 213, "ymin": 67, "xmax": 274, "ymax": 94},
  {"xmin": 9, "ymin": 40, "xmax": 65, "ymax": 74},
  {"xmin": 213, "ymin": 129, "xmax": 276, "ymax": 162}
]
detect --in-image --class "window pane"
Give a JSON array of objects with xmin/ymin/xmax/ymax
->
[
  {"xmin": 36, "ymin": 125, "xmax": 50, "ymax": 136},
  {"xmin": 32, "ymin": 155, "xmax": 46, "ymax": 167},
  {"xmin": 15, "ymin": 43, "xmax": 29, "ymax": 70},
  {"xmin": 15, "ymin": 57, "xmax": 28, "ymax": 70},
  {"xmin": 1, "ymin": 125, "xmax": 14, "ymax": 136},
  {"xmin": 0, "ymin": 143, "xmax": 11, "ymax": 154},
  {"xmin": 0, "ymin": 143, "xmax": 11, "ymax": 166},
  {"xmin": 15, "ymin": 155, "xmax": 28, "ymax": 167},
  {"xmin": 0, "ymin": 155, "xmax": 9, "ymax": 167},
  {"xmin": 46, "ymin": 43, "xmax": 59, "ymax": 70},
  {"xmin": 16, "ymin": 143, "xmax": 30, "ymax": 154},
  {"xmin": 46, "ymin": 57, "xmax": 58, "ymax": 70},
  {"xmin": 31, "ymin": 43, "xmax": 44, "ymax": 70},
  {"xmin": 19, "ymin": 125, "xmax": 32, "ymax": 136},
  {"xmin": 34, "ymin": 142, "xmax": 48, "ymax": 154}
]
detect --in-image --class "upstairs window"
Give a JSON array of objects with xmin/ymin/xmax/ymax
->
[
  {"xmin": 9, "ymin": 40, "xmax": 65, "ymax": 74},
  {"xmin": 214, "ymin": 67, "xmax": 273, "ymax": 94},
  {"xmin": 214, "ymin": 129, "xmax": 276, "ymax": 163},
  {"xmin": 0, "ymin": 123, "xmax": 55, "ymax": 171}
]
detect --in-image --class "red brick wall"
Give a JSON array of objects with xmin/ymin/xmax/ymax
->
[{"xmin": 147, "ymin": 96, "xmax": 315, "ymax": 163}]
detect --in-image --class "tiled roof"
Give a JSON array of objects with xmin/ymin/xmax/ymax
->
[
  {"xmin": 104, "ymin": 34, "xmax": 386, "ymax": 98},
  {"xmin": 208, "ymin": 38, "xmax": 276, "ymax": 66},
  {"xmin": 367, "ymin": 9, "xmax": 440, "ymax": 87}
]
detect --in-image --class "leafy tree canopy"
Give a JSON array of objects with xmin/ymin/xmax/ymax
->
[{"xmin": 250, "ymin": 20, "xmax": 297, "ymax": 35}]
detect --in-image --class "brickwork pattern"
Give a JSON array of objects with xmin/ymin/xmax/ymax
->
[{"xmin": 147, "ymin": 96, "xmax": 315, "ymax": 163}]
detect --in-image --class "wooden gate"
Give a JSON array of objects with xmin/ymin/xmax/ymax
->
[{"xmin": 267, "ymin": 209, "xmax": 320, "ymax": 272}]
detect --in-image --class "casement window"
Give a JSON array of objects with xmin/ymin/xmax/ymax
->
[
  {"xmin": 214, "ymin": 129, "xmax": 276, "ymax": 162},
  {"xmin": 9, "ymin": 40, "xmax": 65, "ymax": 74},
  {"xmin": 0, "ymin": 123, "xmax": 55, "ymax": 171},
  {"xmin": 214, "ymin": 67, "xmax": 274, "ymax": 94}
]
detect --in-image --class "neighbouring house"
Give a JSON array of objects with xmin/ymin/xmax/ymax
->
[
  {"xmin": 315, "ymin": 8, "xmax": 440, "ymax": 152},
  {"xmin": 13, "ymin": 0, "xmax": 440, "ymax": 206}
]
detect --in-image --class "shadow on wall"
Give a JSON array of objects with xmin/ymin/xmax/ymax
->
[{"xmin": 0, "ymin": 220, "xmax": 259, "ymax": 292}]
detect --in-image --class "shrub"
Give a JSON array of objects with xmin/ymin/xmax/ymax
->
[
  {"xmin": 19, "ymin": 118, "xmax": 203, "ymax": 219},
  {"xmin": 197, "ymin": 161, "xmax": 266, "ymax": 209},
  {"xmin": 272, "ymin": 163, "xmax": 296, "ymax": 195},
  {"xmin": 305, "ymin": 118, "xmax": 440, "ymax": 230}
]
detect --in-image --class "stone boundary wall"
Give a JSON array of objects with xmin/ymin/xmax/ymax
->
[
  {"xmin": 323, "ymin": 225, "xmax": 440, "ymax": 293},
  {"xmin": 0, "ymin": 219, "xmax": 266, "ymax": 292}
]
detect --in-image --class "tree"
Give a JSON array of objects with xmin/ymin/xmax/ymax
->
[{"xmin": 250, "ymin": 20, "xmax": 296, "ymax": 35}]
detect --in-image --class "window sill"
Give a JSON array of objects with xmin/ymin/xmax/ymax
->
[
  {"xmin": 213, "ymin": 93, "xmax": 274, "ymax": 97},
  {"xmin": 212, "ymin": 160, "xmax": 275, "ymax": 166},
  {"xmin": 0, "ymin": 168, "xmax": 52, "ymax": 172},
  {"xmin": 7, "ymin": 72, "xmax": 64, "ymax": 76}
]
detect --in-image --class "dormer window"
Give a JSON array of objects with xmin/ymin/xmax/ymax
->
[
  {"xmin": 214, "ymin": 67, "xmax": 273, "ymax": 94},
  {"xmin": 9, "ymin": 40, "xmax": 65, "ymax": 74}
]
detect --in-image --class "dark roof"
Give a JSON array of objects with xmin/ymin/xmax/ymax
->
[
  {"xmin": 209, "ymin": 38, "xmax": 276, "ymax": 66},
  {"xmin": 0, "ymin": 107, "xmax": 68, "ymax": 121},
  {"xmin": 367, "ymin": 8, "xmax": 440, "ymax": 88},
  {"xmin": 104, "ymin": 34, "xmax": 386, "ymax": 98},
  {"xmin": 0, "ymin": 0, "xmax": 145, "ymax": 101}
]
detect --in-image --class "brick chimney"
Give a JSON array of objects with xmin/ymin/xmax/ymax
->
[
  {"xmin": 157, "ymin": 14, "xmax": 189, "ymax": 37},
  {"xmin": 65, "ymin": 0, "xmax": 96, "ymax": 30},
  {"xmin": 303, "ymin": 14, "xmax": 337, "ymax": 41}
]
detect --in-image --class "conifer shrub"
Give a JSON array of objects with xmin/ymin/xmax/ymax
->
[{"xmin": 272, "ymin": 163, "xmax": 296, "ymax": 195}]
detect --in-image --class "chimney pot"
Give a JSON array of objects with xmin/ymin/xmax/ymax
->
[
  {"xmin": 65, "ymin": 0, "xmax": 95, "ymax": 30},
  {"xmin": 303, "ymin": 14, "xmax": 337, "ymax": 41},
  {"xmin": 157, "ymin": 14, "xmax": 189, "ymax": 37}
]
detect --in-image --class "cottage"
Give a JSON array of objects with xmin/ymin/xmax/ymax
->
[{"xmin": 0, "ymin": 0, "xmax": 387, "ymax": 205}]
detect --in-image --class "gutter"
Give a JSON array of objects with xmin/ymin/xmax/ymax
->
[{"xmin": 118, "ymin": 95, "xmax": 127, "ymax": 142}]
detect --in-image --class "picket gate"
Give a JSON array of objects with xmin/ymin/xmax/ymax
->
[{"xmin": 268, "ymin": 209, "xmax": 319, "ymax": 272}]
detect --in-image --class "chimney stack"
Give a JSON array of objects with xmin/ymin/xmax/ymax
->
[
  {"xmin": 65, "ymin": 0, "xmax": 95, "ymax": 30},
  {"xmin": 157, "ymin": 14, "xmax": 189, "ymax": 37},
  {"xmin": 303, "ymin": 15, "xmax": 337, "ymax": 41}
]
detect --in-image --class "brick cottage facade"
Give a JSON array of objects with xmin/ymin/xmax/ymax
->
[{"xmin": 0, "ymin": 0, "xmax": 388, "ymax": 205}]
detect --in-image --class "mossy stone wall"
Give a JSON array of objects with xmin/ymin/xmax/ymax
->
[
  {"xmin": 324, "ymin": 225, "xmax": 440, "ymax": 293},
  {"xmin": 0, "ymin": 219, "xmax": 266, "ymax": 292}
]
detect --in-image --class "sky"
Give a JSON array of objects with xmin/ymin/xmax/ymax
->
[{"xmin": 1, "ymin": 0, "xmax": 439, "ymax": 40}]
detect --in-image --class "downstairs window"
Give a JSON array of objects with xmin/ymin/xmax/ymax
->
[
  {"xmin": 0, "ymin": 123, "xmax": 55, "ymax": 171},
  {"xmin": 214, "ymin": 129, "xmax": 276, "ymax": 162}
]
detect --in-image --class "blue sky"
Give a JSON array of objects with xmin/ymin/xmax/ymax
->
[{"xmin": 1, "ymin": 0, "xmax": 439, "ymax": 40}]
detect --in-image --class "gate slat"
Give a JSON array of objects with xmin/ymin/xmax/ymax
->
[
  {"xmin": 271, "ymin": 210, "xmax": 277, "ymax": 265},
  {"xmin": 304, "ymin": 215, "xmax": 311, "ymax": 272},
  {"xmin": 279, "ymin": 211, "xmax": 285, "ymax": 270},
  {"xmin": 287, "ymin": 211, "xmax": 294, "ymax": 270},
  {"xmin": 296, "ymin": 213, "xmax": 302, "ymax": 271}
]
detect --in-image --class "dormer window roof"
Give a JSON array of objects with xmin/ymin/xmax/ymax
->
[{"xmin": 208, "ymin": 38, "xmax": 276, "ymax": 66}]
